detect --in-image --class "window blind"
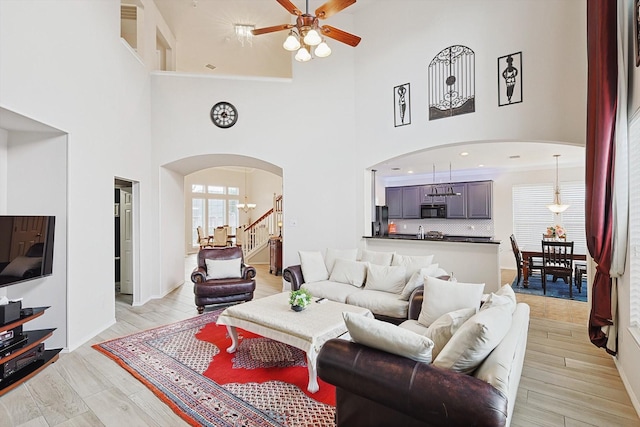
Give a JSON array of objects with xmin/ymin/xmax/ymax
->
[
  {"xmin": 512, "ymin": 181, "xmax": 586, "ymax": 255},
  {"xmin": 629, "ymin": 114, "xmax": 640, "ymax": 327}
]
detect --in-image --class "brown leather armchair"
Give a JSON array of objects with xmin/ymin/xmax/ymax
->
[{"xmin": 191, "ymin": 247, "xmax": 256, "ymax": 314}]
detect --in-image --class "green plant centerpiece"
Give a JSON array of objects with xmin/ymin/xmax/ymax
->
[{"xmin": 289, "ymin": 289, "xmax": 312, "ymax": 311}]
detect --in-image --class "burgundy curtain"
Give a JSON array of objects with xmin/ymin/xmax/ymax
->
[{"xmin": 586, "ymin": 0, "xmax": 617, "ymax": 354}]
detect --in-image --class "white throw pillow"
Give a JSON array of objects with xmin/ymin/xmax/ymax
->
[
  {"xmin": 425, "ymin": 308, "xmax": 476, "ymax": 359},
  {"xmin": 433, "ymin": 304, "xmax": 513, "ymax": 374},
  {"xmin": 364, "ymin": 264, "xmax": 407, "ymax": 294},
  {"xmin": 391, "ymin": 254, "xmax": 435, "ymax": 281},
  {"xmin": 343, "ymin": 312, "xmax": 434, "ymax": 363},
  {"xmin": 417, "ymin": 276, "xmax": 485, "ymax": 327},
  {"xmin": 299, "ymin": 251, "xmax": 329, "ymax": 282},
  {"xmin": 329, "ymin": 259, "xmax": 368, "ymax": 287},
  {"xmin": 400, "ymin": 263, "xmax": 441, "ymax": 300},
  {"xmin": 481, "ymin": 285, "xmax": 517, "ymax": 313},
  {"xmin": 0, "ymin": 256, "xmax": 42, "ymax": 277},
  {"xmin": 205, "ymin": 257, "xmax": 241, "ymax": 280},
  {"xmin": 324, "ymin": 248, "xmax": 358, "ymax": 274},
  {"xmin": 360, "ymin": 249, "xmax": 395, "ymax": 266}
]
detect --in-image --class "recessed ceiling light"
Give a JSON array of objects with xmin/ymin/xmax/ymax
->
[
  {"xmin": 478, "ymin": 164, "xmax": 484, "ymax": 167},
  {"xmin": 407, "ymin": 170, "xmax": 414, "ymax": 174},
  {"xmin": 509, "ymin": 155, "xmax": 520, "ymax": 159},
  {"xmin": 460, "ymin": 152, "xmax": 469, "ymax": 156},
  {"xmin": 205, "ymin": 64, "xmax": 216, "ymax": 70}
]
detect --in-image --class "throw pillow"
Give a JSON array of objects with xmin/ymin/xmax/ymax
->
[
  {"xmin": 433, "ymin": 304, "xmax": 513, "ymax": 374},
  {"xmin": 417, "ymin": 276, "xmax": 485, "ymax": 327},
  {"xmin": 424, "ymin": 307, "xmax": 476, "ymax": 359},
  {"xmin": 343, "ymin": 312, "xmax": 434, "ymax": 363},
  {"xmin": 480, "ymin": 287, "xmax": 516, "ymax": 313},
  {"xmin": 391, "ymin": 253, "xmax": 435, "ymax": 281},
  {"xmin": 299, "ymin": 251, "xmax": 329, "ymax": 282},
  {"xmin": 324, "ymin": 248, "xmax": 358, "ymax": 274},
  {"xmin": 364, "ymin": 263, "xmax": 407, "ymax": 294},
  {"xmin": 205, "ymin": 257, "xmax": 241, "ymax": 280},
  {"xmin": 0, "ymin": 256, "xmax": 42, "ymax": 277},
  {"xmin": 329, "ymin": 259, "xmax": 368, "ymax": 287},
  {"xmin": 360, "ymin": 249, "xmax": 395, "ymax": 266},
  {"xmin": 400, "ymin": 263, "xmax": 441, "ymax": 300}
]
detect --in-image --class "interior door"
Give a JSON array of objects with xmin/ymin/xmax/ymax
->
[
  {"xmin": 120, "ymin": 187, "xmax": 134, "ymax": 294},
  {"xmin": 9, "ymin": 216, "xmax": 46, "ymax": 259}
]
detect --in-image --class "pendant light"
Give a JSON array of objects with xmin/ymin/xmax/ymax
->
[
  {"xmin": 237, "ymin": 169, "xmax": 256, "ymax": 213},
  {"xmin": 547, "ymin": 154, "xmax": 569, "ymax": 214}
]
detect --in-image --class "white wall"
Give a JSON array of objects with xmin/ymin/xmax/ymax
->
[{"xmin": 0, "ymin": 0, "xmax": 165, "ymax": 350}]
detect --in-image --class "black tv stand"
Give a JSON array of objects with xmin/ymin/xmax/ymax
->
[{"xmin": 0, "ymin": 306, "xmax": 62, "ymax": 396}]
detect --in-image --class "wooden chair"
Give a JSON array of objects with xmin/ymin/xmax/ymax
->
[
  {"xmin": 212, "ymin": 226, "xmax": 228, "ymax": 247},
  {"xmin": 510, "ymin": 234, "xmax": 543, "ymax": 287},
  {"xmin": 541, "ymin": 240, "xmax": 575, "ymax": 297},
  {"xmin": 196, "ymin": 226, "xmax": 213, "ymax": 249}
]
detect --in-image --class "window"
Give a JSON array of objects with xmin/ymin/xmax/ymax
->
[
  {"xmin": 190, "ymin": 185, "xmax": 240, "ymax": 247},
  {"xmin": 512, "ymin": 182, "xmax": 586, "ymax": 255},
  {"xmin": 630, "ymin": 114, "xmax": 640, "ymax": 328}
]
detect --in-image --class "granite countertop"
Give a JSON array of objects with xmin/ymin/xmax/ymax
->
[{"xmin": 364, "ymin": 234, "xmax": 501, "ymax": 244}]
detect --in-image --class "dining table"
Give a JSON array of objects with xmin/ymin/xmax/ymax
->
[{"xmin": 521, "ymin": 250, "xmax": 587, "ymax": 287}]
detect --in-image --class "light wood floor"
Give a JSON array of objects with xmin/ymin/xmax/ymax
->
[{"xmin": 0, "ymin": 260, "xmax": 637, "ymax": 426}]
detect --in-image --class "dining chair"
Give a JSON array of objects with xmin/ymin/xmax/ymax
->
[
  {"xmin": 212, "ymin": 226, "xmax": 229, "ymax": 247},
  {"xmin": 510, "ymin": 234, "xmax": 543, "ymax": 287},
  {"xmin": 541, "ymin": 240, "xmax": 575, "ymax": 298},
  {"xmin": 196, "ymin": 226, "xmax": 213, "ymax": 249}
]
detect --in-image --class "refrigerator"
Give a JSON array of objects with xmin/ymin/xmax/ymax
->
[{"xmin": 372, "ymin": 206, "xmax": 389, "ymax": 237}]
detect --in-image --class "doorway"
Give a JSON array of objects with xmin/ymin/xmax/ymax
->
[{"xmin": 114, "ymin": 178, "xmax": 135, "ymax": 303}]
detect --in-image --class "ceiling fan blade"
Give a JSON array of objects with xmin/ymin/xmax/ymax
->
[
  {"xmin": 251, "ymin": 24, "xmax": 294, "ymax": 36},
  {"xmin": 276, "ymin": 0, "xmax": 302, "ymax": 16},
  {"xmin": 315, "ymin": 0, "xmax": 356, "ymax": 19},
  {"xmin": 321, "ymin": 25, "xmax": 361, "ymax": 47}
]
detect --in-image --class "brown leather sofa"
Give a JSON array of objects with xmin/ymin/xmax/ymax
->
[
  {"xmin": 317, "ymin": 287, "xmax": 530, "ymax": 427},
  {"xmin": 191, "ymin": 247, "xmax": 256, "ymax": 314}
]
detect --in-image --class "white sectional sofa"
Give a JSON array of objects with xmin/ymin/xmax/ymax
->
[{"xmin": 282, "ymin": 248, "xmax": 450, "ymax": 324}]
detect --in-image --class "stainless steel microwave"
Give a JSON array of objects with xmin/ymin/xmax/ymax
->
[{"xmin": 421, "ymin": 204, "xmax": 447, "ymax": 218}]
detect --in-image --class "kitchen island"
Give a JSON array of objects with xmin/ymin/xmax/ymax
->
[{"xmin": 364, "ymin": 235, "xmax": 502, "ymax": 293}]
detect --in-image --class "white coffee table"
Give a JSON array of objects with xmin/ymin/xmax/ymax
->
[{"xmin": 216, "ymin": 292, "xmax": 373, "ymax": 393}]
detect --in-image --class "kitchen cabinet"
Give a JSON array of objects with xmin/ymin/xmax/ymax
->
[
  {"xmin": 467, "ymin": 181, "xmax": 493, "ymax": 219},
  {"xmin": 402, "ymin": 186, "xmax": 421, "ymax": 219},
  {"xmin": 445, "ymin": 183, "xmax": 467, "ymax": 218},
  {"xmin": 386, "ymin": 187, "xmax": 403, "ymax": 218},
  {"xmin": 420, "ymin": 185, "xmax": 447, "ymax": 205}
]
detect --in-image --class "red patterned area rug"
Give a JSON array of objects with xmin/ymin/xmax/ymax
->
[{"xmin": 93, "ymin": 308, "xmax": 336, "ymax": 427}]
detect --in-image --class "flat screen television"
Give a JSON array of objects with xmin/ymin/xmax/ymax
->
[{"xmin": 0, "ymin": 216, "xmax": 55, "ymax": 287}]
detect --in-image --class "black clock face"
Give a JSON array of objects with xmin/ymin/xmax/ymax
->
[{"xmin": 210, "ymin": 102, "xmax": 238, "ymax": 128}]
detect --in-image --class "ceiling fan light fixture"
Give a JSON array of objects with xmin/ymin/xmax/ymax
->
[
  {"xmin": 314, "ymin": 40, "xmax": 331, "ymax": 57},
  {"xmin": 303, "ymin": 28, "xmax": 322, "ymax": 46},
  {"xmin": 295, "ymin": 46, "xmax": 312, "ymax": 62},
  {"xmin": 283, "ymin": 31, "xmax": 300, "ymax": 51}
]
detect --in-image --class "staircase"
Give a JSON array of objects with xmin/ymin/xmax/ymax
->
[{"xmin": 241, "ymin": 194, "xmax": 282, "ymax": 260}]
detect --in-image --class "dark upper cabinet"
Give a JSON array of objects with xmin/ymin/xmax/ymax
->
[
  {"xmin": 386, "ymin": 187, "xmax": 403, "ymax": 218},
  {"xmin": 420, "ymin": 185, "xmax": 447, "ymax": 205},
  {"xmin": 467, "ymin": 181, "xmax": 493, "ymax": 219},
  {"xmin": 445, "ymin": 183, "xmax": 468, "ymax": 218},
  {"xmin": 402, "ymin": 186, "xmax": 421, "ymax": 219}
]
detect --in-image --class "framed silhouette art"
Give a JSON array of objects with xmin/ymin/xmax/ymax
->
[
  {"xmin": 394, "ymin": 83, "xmax": 411, "ymax": 127},
  {"xmin": 498, "ymin": 52, "xmax": 523, "ymax": 106}
]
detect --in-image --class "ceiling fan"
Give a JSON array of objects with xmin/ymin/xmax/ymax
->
[{"xmin": 251, "ymin": 0, "xmax": 361, "ymax": 61}]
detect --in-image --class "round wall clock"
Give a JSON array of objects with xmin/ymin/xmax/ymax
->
[{"xmin": 210, "ymin": 102, "xmax": 238, "ymax": 128}]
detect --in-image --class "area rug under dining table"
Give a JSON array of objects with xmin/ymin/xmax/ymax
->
[
  {"xmin": 93, "ymin": 308, "xmax": 336, "ymax": 427},
  {"xmin": 512, "ymin": 273, "xmax": 587, "ymax": 302}
]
